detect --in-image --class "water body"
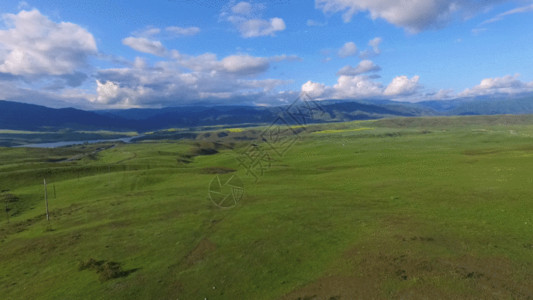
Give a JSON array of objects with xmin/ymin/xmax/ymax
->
[{"xmin": 15, "ymin": 136, "xmax": 141, "ymax": 148}]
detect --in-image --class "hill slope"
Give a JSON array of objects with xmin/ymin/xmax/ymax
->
[
  {"xmin": 0, "ymin": 101, "xmax": 130, "ymax": 131},
  {"xmin": 0, "ymin": 100, "xmax": 427, "ymax": 131},
  {"xmin": 2, "ymin": 95, "xmax": 533, "ymax": 132}
]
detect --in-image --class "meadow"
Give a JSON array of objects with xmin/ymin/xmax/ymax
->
[{"xmin": 1, "ymin": 115, "xmax": 533, "ymax": 299}]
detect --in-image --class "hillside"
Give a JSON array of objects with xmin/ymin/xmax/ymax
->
[
  {"xmin": 0, "ymin": 101, "xmax": 130, "ymax": 131},
  {"xmin": 2, "ymin": 96, "xmax": 533, "ymax": 133},
  {"xmin": 1, "ymin": 115, "xmax": 533, "ymax": 298},
  {"xmin": 0, "ymin": 99, "xmax": 423, "ymax": 132}
]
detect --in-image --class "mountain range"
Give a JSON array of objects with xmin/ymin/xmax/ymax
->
[{"xmin": 1, "ymin": 95, "xmax": 533, "ymax": 132}]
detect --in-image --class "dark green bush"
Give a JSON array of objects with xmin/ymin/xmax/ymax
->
[{"xmin": 78, "ymin": 258, "xmax": 132, "ymax": 282}]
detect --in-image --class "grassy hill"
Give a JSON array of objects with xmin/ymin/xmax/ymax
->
[{"xmin": 1, "ymin": 115, "xmax": 533, "ymax": 299}]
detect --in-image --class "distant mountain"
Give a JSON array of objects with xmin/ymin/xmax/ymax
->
[
  {"xmin": 95, "ymin": 101, "xmax": 428, "ymax": 130},
  {"xmin": 416, "ymin": 96, "xmax": 533, "ymax": 116},
  {"xmin": 1, "ymin": 96, "xmax": 532, "ymax": 132},
  {"xmin": 0, "ymin": 100, "xmax": 131, "ymax": 131}
]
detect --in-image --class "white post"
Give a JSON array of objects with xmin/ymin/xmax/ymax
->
[{"xmin": 44, "ymin": 179, "xmax": 49, "ymax": 221}]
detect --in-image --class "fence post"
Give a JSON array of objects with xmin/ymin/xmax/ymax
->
[{"xmin": 44, "ymin": 179, "xmax": 49, "ymax": 221}]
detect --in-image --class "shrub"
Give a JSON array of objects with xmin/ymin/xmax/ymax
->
[{"xmin": 78, "ymin": 258, "xmax": 131, "ymax": 282}]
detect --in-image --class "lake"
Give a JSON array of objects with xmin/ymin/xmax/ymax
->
[{"xmin": 15, "ymin": 136, "xmax": 140, "ymax": 148}]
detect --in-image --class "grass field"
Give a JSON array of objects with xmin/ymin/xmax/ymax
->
[{"xmin": 1, "ymin": 115, "xmax": 533, "ymax": 299}]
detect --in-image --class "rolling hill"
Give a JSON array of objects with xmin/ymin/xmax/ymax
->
[{"xmin": 1, "ymin": 95, "xmax": 533, "ymax": 132}]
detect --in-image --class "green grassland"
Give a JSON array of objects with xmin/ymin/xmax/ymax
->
[{"xmin": 1, "ymin": 115, "xmax": 533, "ymax": 299}]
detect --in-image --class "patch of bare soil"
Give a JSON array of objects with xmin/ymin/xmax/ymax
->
[{"xmin": 184, "ymin": 238, "xmax": 217, "ymax": 267}]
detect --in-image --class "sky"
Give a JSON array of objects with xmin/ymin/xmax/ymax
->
[{"xmin": 0, "ymin": 0, "xmax": 532, "ymax": 109}]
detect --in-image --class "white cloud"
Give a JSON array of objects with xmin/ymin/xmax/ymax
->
[
  {"xmin": 122, "ymin": 37, "xmax": 167, "ymax": 56},
  {"xmin": 423, "ymin": 89, "xmax": 455, "ymax": 101},
  {"xmin": 338, "ymin": 42, "xmax": 358, "ymax": 58},
  {"xmin": 173, "ymin": 52, "xmax": 272, "ymax": 76},
  {"xmin": 0, "ymin": 9, "xmax": 97, "ymax": 76},
  {"xmin": 481, "ymin": 4, "xmax": 533, "ymax": 25},
  {"xmin": 302, "ymin": 72, "xmax": 421, "ymax": 101},
  {"xmin": 368, "ymin": 37, "xmax": 382, "ymax": 54},
  {"xmin": 471, "ymin": 28, "xmax": 487, "ymax": 35},
  {"xmin": 301, "ymin": 81, "xmax": 327, "ymax": 98},
  {"xmin": 460, "ymin": 74, "xmax": 533, "ymax": 97},
  {"xmin": 91, "ymin": 50, "xmax": 295, "ymax": 107},
  {"xmin": 301, "ymin": 76, "xmax": 386, "ymax": 101},
  {"xmin": 165, "ymin": 26, "xmax": 201, "ymax": 36},
  {"xmin": 269, "ymin": 54, "xmax": 302, "ymax": 62},
  {"xmin": 238, "ymin": 17, "xmax": 286, "ymax": 38},
  {"xmin": 222, "ymin": 1, "xmax": 286, "ymax": 38},
  {"xmin": 360, "ymin": 37, "xmax": 383, "ymax": 58},
  {"xmin": 96, "ymin": 80, "xmax": 121, "ymax": 105},
  {"xmin": 316, "ymin": 0, "xmax": 504, "ymax": 32},
  {"xmin": 221, "ymin": 55, "xmax": 270, "ymax": 75},
  {"xmin": 175, "ymin": 52, "xmax": 222, "ymax": 73},
  {"xmin": 337, "ymin": 60, "xmax": 381, "ymax": 76},
  {"xmin": 384, "ymin": 75, "xmax": 420, "ymax": 96},
  {"xmin": 232, "ymin": 1, "xmax": 254, "ymax": 15},
  {"xmin": 306, "ymin": 19, "xmax": 327, "ymax": 27},
  {"xmin": 133, "ymin": 27, "xmax": 161, "ymax": 38},
  {"xmin": 0, "ymin": 79, "xmax": 96, "ymax": 108},
  {"xmin": 333, "ymin": 75, "xmax": 384, "ymax": 98}
]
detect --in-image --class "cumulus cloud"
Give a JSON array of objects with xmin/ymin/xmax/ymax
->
[
  {"xmin": 338, "ymin": 41, "xmax": 358, "ymax": 58},
  {"xmin": 301, "ymin": 81, "xmax": 327, "ymax": 98},
  {"xmin": 333, "ymin": 75, "xmax": 384, "ymax": 98},
  {"xmin": 222, "ymin": 1, "xmax": 286, "ymax": 37},
  {"xmin": 384, "ymin": 75, "xmax": 420, "ymax": 96},
  {"xmin": 315, "ymin": 0, "xmax": 504, "ymax": 32},
  {"xmin": 300, "ymin": 75, "xmax": 385, "ymax": 100},
  {"xmin": 0, "ymin": 9, "xmax": 97, "ymax": 76},
  {"xmin": 360, "ymin": 37, "xmax": 383, "ymax": 58},
  {"xmin": 96, "ymin": 80, "xmax": 121, "ymax": 105},
  {"xmin": 337, "ymin": 60, "xmax": 381, "ymax": 76},
  {"xmin": 0, "ymin": 79, "xmax": 95, "ymax": 108},
  {"xmin": 221, "ymin": 55, "xmax": 270, "ymax": 75},
  {"xmin": 0, "ymin": 6, "xmax": 297, "ymax": 109},
  {"xmin": 423, "ymin": 89, "xmax": 455, "ymax": 101},
  {"xmin": 460, "ymin": 74, "xmax": 533, "ymax": 97},
  {"xmin": 94, "ymin": 68, "xmax": 290, "ymax": 107},
  {"xmin": 232, "ymin": 1, "xmax": 255, "ymax": 15},
  {"xmin": 91, "ymin": 50, "xmax": 296, "ymax": 107},
  {"xmin": 173, "ymin": 52, "xmax": 273, "ymax": 76},
  {"xmin": 302, "ymin": 71, "xmax": 421, "ymax": 100},
  {"xmin": 122, "ymin": 25, "xmax": 202, "ymax": 56},
  {"xmin": 368, "ymin": 37, "xmax": 382, "ymax": 54},
  {"xmin": 122, "ymin": 37, "xmax": 167, "ymax": 56},
  {"xmin": 239, "ymin": 17, "xmax": 286, "ymax": 38}
]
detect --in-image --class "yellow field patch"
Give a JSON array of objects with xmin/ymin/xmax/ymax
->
[
  {"xmin": 312, "ymin": 127, "xmax": 374, "ymax": 134},
  {"xmin": 0, "ymin": 129, "xmax": 51, "ymax": 134},
  {"xmin": 77, "ymin": 130, "xmax": 138, "ymax": 136}
]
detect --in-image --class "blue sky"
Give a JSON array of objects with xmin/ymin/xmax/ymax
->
[{"xmin": 0, "ymin": 0, "xmax": 532, "ymax": 109}]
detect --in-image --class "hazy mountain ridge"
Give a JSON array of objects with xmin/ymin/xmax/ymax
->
[
  {"xmin": 0, "ymin": 101, "xmax": 131, "ymax": 131},
  {"xmin": 1, "ymin": 96, "xmax": 532, "ymax": 131}
]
